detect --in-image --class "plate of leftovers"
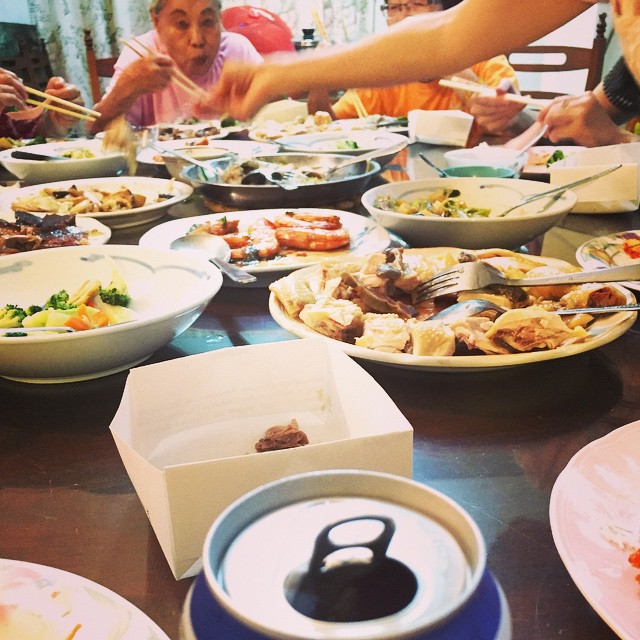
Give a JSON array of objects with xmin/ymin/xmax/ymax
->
[
  {"xmin": 0, "ymin": 558, "xmax": 170, "ymax": 639},
  {"xmin": 550, "ymin": 419, "xmax": 640, "ymax": 640},
  {"xmin": 268, "ymin": 247, "xmax": 637, "ymax": 371},
  {"xmin": 137, "ymin": 138, "xmax": 278, "ymax": 168},
  {"xmin": 0, "ymin": 210, "xmax": 110, "ymax": 255},
  {"xmin": 249, "ymin": 112, "xmax": 386, "ymax": 141},
  {"xmin": 576, "ymin": 230, "xmax": 640, "ymax": 292},
  {"xmin": 0, "ymin": 176, "xmax": 193, "ymax": 229},
  {"xmin": 152, "ymin": 119, "xmax": 230, "ymax": 141},
  {"xmin": 274, "ymin": 129, "xmax": 408, "ymax": 166},
  {"xmin": 0, "ymin": 138, "xmax": 128, "ymax": 183},
  {"xmin": 138, "ymin": 208, "xmax": 391, "ymax": 284},
  {"xmin": 521, "ymin": 146, "xmax": 585, "ymax": 178}
]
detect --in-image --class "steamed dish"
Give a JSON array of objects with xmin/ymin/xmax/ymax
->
[{"xmin": 270, "ymin": 247, "xmax": 629, "ymax": 357}]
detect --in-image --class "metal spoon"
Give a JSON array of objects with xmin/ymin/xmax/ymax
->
[
  {"xmin": 427, "ymin": 298, "xmax": 640, "ymax": 324},
  {"xmin": 170, "ymin": 234, "xmax": 257, "ymax": 284},
  {"xmin": 492, "ymin": 164, "xmax": 623, "ymax": 217},
  {"xmin": 149, "ymin": 142, "xmax": 222, "ymax": 179},
  {"xmin": 10, "ymin": 150, "xmax": 69, "ymax": 161},
  {"xmin": 418, "ymin": 152, "xmax": 448, "ymax": 177}
]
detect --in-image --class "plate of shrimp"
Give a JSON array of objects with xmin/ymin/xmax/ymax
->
[{"xmin": 138, "ymin": 208, "xmax": 391, "ymax": 285}]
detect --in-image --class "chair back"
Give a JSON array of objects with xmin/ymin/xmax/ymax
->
[
  {"xmin": 0, "ymin": 34, "xmax": 53, "ymax": 92},
  {"xmin": 507, "ymin": 12, "xmax": 608, "ymax": 100},
  {"xmin": 84, "ymin": 29, "xmax": 117, "ymax": 104}
]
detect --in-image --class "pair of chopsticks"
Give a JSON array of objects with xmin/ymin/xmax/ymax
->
[
  {"xmin": 345, "ymin": 89, "xmax": 369, "ymax": 119},
  {"xmin": 120, "ymin": 37, "xmax": 205, "ymax": 100},
  {"xmin": 311, "ymin": 9, "xmax": 332, "ymax": 45},
  {"xmin": 25, "ymin": 87, "xmax": 101, "ymax": 122},
  {"xmin": 439, "ymin": 76, "xmax": 550, "ymax": 109}
]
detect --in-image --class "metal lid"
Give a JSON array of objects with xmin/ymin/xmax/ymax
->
[{"xmin": 203, "ymin": 470, "xmax": 485, "ymax": 640}]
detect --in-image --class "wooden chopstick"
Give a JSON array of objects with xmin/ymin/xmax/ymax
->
[
  {"xmin": 25, "ymin": 98, "xmax": 97, "ymax": 122},
  {"xmin": 25, "ymin": 86, "xmax": 101, "ymax": 118},
  {"xmin": 438, "ymin": 78, "xmax": 550, "ymax": 109},
  {"xmin": 345, "ymin": 89, "xmax": 369, "ymax": 119},
  {"xmin": 311, "ymin": 9, "xmax": 331, "ymax": 44},
  {"xmin": 122, "ymin": 37, "xmax": 204, "ymax": 99}
]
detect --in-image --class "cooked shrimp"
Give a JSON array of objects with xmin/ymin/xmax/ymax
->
[
  {"xmin": 232, "ymin": 217, "xmax": 280, "ymax": 261},
  {"xmin": 275, "ymin": 227, "xmax": 350, "ymax": 251},
  {"xmin": 274, "ymin": 211, "xmax": 342, "ymax": 230},
  {"xmin": 189, "ymin": 217, "xmax": 240, "ymax": 236}
]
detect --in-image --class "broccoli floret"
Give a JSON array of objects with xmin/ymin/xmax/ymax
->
[
  {"xmin": 26, "ymin": 304, "xmax": 43, "ymax": 316},
  {"xmin": 0, "ymin": 304, "xmax": 26, "ymax": 328},
  {"xmin": 44, "ymin": 290, "xmax": 75, "ymax": 310},
  {"xmin": 99, "ymin": 287, "xmax": 131, "ymax": 307}
]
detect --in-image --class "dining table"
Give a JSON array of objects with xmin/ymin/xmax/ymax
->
[{"xmin": 0, "ymin": 133, "xmax": 639, "ymax": 640}]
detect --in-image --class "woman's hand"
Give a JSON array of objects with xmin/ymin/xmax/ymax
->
[
  {"xmin": 117, "ymin": 54, "xmax": 175, "ymax": 98},
  {"xmin": 538, "ymin": 92, "xmax": 631, "ymax": 146},
  {"xmin": 0, "ymin": 67, "xmax": 27, "ymax": 112},
  {"xmin": 41, "ymin": 76, "xmax": 84, "ymax": 134},
  {"xmin": 466, "ymin": 79, "xmax": 525, "ymax": 135}
]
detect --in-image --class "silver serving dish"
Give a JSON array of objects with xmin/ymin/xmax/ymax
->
[{"xmin": 182, "ymin": 153, "xmax": 381, "ymax": 207}]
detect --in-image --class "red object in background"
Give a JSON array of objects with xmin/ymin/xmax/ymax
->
[{"xmin": 221, "ymin": 6, "xmax": 295, "ymax": 55}]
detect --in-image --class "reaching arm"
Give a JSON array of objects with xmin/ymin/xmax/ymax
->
[{"xmin": 200, "ymin": 0, "xmax": 589, "ymax": 120}]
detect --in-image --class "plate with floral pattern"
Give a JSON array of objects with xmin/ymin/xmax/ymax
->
[{"xmin": 576, "ymin": 230, "xmax": 640, "ymax": 292}]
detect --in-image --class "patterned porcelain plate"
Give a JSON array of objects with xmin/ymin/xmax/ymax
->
[{"xmin": 576, "ymin": 230, "xmax": 640, "ymax": 292}]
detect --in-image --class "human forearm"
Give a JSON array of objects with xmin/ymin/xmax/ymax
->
[{"xmin": 87, "ymin": 77, "xmax": 141, "ymax": 134}]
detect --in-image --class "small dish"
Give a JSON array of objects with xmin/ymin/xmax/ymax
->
[{"xmin": 441, "ymin": 166, "xmax": 516, "ymax": 179}]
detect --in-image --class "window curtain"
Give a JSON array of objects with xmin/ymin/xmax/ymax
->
[{"xmin": 27, "ymin": 0, "xmax": 374, "ymax": 109}]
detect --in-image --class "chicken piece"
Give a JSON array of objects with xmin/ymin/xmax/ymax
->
[{"xmin": 354, "ymin": 313, "xmax": 410, "ymax": 353}]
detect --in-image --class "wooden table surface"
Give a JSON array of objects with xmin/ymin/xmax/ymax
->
[{"xmin": 1, "ymin": 138, "xmax": 639, "ymax": 640}]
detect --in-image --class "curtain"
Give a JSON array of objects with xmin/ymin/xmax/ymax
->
[{"xmin": 27, "ymin": 0, "xmax": 375, "ymax": 109}]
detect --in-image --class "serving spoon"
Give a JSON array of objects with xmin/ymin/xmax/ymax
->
[
  {"xmin": 418, "ymin": 153, "xmax": 448, "ymax": 177},
  {"xmin": 170, "ymin": 234, "xmax": 257, "ymax": 284},
  {"xmin": 10, "ymin": 150, "xmax": 69, "ymax": 161}
]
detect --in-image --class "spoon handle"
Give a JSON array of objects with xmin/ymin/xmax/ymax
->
[{"xmin": 210, "ymin": 257, "xmax": 257, "ymax": 284}]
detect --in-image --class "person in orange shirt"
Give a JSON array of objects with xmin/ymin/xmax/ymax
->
[{"xmin": 307, "ymin": 0, "xmax": 533, "ymax": 137}]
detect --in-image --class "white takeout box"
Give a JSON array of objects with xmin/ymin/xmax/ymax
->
[
  {"xmin": 549, "ymin": 143, "xmax": 640, "ymax": 213},
  {"xmin": 408, "ymin": 109, "xmax": 473, "ymax": 147},
  {"xmin": 109, "ymin": 338, "xmax": 413, "ymax": 579}
]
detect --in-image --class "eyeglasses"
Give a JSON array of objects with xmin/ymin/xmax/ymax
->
[{"xmin": 380, "ymin": 1, "xmax": 440, "ymax": 15}]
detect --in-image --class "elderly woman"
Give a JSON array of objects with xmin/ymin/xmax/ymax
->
[
  {"xmin": 198, "ymin": 0, "xmax": 638, "ymax": 123},
  {"xmin": 0, "ymin": 67, "xmax": 84, "ymax": 139},
  {"xmin": 88, "ymin": 0, "xmax": 262, "ymax": 133}
]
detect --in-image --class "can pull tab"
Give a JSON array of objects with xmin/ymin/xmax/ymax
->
[{"xmin": 285, "ymin": 515, "xmax": 418, "ymax": 622}]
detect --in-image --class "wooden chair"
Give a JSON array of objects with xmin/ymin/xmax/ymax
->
[
  {"xmin": 507, "ymin": 12, "xmax": 608, "ymax": 100},
  {"xmin": 84, "ymin": 29, "xmax": 117, "ymax": 104},
  {"xmin": 0, "ymin": 35, "xmax": 53, "ymax": 92}
]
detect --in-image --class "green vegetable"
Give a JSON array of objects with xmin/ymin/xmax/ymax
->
[
  {"xmin": 546, "ymin": 150, "xmax": 566, "ymax": 166},
  {"xmin": 336, "ymin": 140, "xmax": 359, "ymax": 150},
  {"xmin": 99, "ymin": 269, "xmax": 130, "ymax": 307},
  {"xmin": 220, "ymin": 117, "xmax": 239, "ymax": 128},
  {"xmin": 0, "ymin": 304, "xmax": 26, "ymax": 328},
  {"xmin": 44, "ymin": 290, "xmax": 75, "ymax": 310}
]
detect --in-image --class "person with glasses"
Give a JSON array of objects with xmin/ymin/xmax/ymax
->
[
  {"xmin": 307, "ymin": 0, "xmax": 531, "ymax": 137},
  {"xmin": 196, "ymin": 0, "xmax": 625, "ymax": 125}
]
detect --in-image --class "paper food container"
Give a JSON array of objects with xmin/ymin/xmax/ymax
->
[
  {"xmin": 408, "ymin": 109, "xmax": 473, "ymax": 147},
  {"xmin": 252, "ymin": 98, "xmax": 308, "ymax": 125},
  {"xmin": 549, "ymin": 143, "xmax": 640, "ymax": 213},
  {"xmin": 109, "ymin": 338, "xmax": 413, "ymax": 580}
]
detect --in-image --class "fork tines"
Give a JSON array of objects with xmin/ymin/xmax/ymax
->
[{"xmin": 414, "ymin": 264, "xmax": 466, "ymax": 302}]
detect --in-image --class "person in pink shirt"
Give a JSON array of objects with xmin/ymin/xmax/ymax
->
[{"xmin": 88, "ymin": 0, "xmax": 262, "ymax": 133}]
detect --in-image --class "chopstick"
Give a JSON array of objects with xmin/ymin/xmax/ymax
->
[
  {"xmin": 24, "ymin": 86, "xmax": 101, "ymax": 121},
  {"xmin": 121, "ymin": 37, "xmax": 205, "ymax": 100},
  {"xmin": 345, "ymin": 89, "xmax": 369, "ymax": 119},
  {"xmin": 438, "ymin": 77, "xmax": 550, "ymax": 109},
  {"xmin": 311, "ymin": 9, "xmax": 332, "ymax": 44}
]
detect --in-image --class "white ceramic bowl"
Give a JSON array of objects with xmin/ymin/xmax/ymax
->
[
  {"xmin": 0, "ymin": 176, "xmax": 193, "ymax": 229},
  {"xmin": 444, "ymin": 145, "xmax": 526, "ymax": 176},
  {"xmin": 0, "ymin": 139, "xmax": 128, "ymax": 183},
  {"xmin": 361, "ymin": 177, "xmax": 577, "ymax": 249},
  {"xmin": 0, "ymin": 245, "xmax": 222, "ymax": 383}
]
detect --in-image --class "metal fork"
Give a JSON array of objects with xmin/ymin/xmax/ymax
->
[{"xmin": 415, "ymin": 261, "xmax": 640, "ymax": 302}]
